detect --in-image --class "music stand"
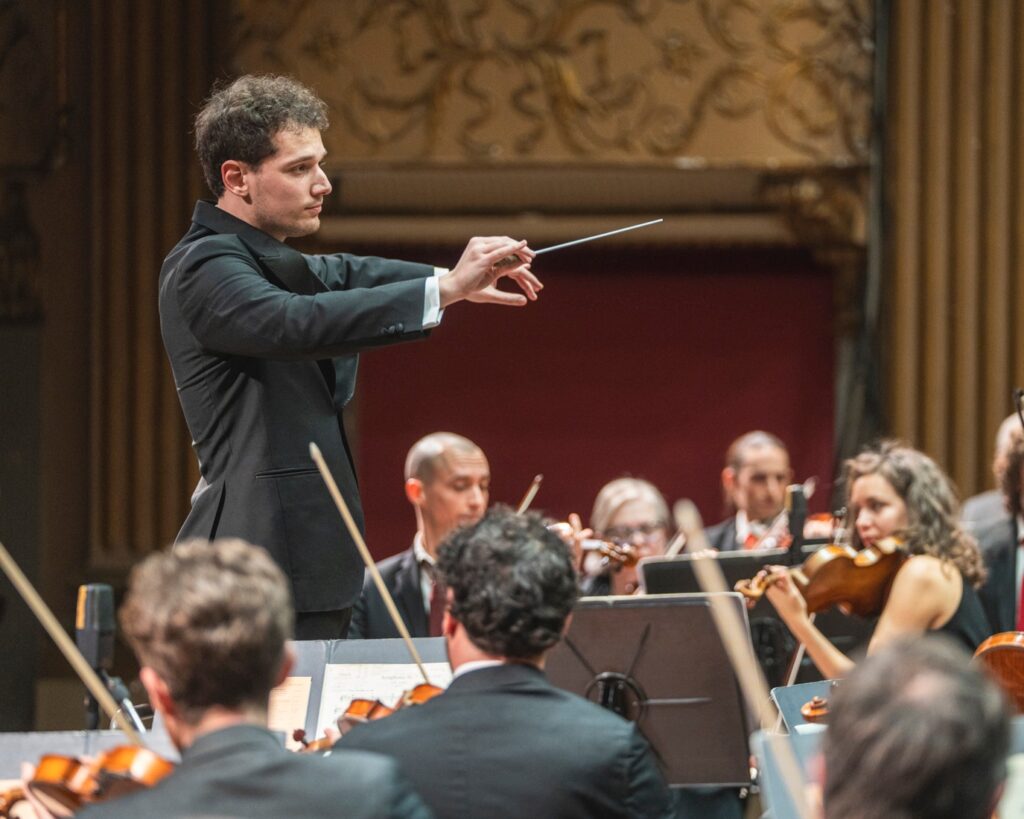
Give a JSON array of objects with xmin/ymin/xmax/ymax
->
[
  {"xmin": 545, "ymin": 593, "xmax": 752, "ymax": 787},
  {"xmin": 638, "ymin": 552, "xmax": 875, "ymax": 686}
]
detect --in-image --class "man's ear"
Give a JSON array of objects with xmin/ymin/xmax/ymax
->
[
  {"xmin": 721, "ymin": 467, "xmax": 737, "ymax": 493},
  {"xmin": 405, "ymin": 478, "xmax": 425, "ymax": 506},
  {"xmin": 140, "ymin": 666, "xmax": 176, "ymax": 720},
  {"xmin": 274, "ymin": 643, "xmax": 296, "ymax": 687},
  {"xmin": 221, "ymin": 160, "xmax": 249, "ymax": 197}
]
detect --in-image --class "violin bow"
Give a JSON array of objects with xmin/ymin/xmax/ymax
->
[
  {"xmin": 515, "ymin": 474, "xmax": 543, "ymax": 515},
  {"xmin": 676, "ymin": 501, "xmax": 812, "ymax": 819},
  {"xmin": 0, "ymin": 540, "xmax": 144, "ymax": 746},
  {"xmin": 309, "ymin": 443, "xmax": 433, "ymax": 686}
]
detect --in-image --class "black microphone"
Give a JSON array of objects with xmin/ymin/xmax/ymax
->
[
  {"xmin": 75, "ymin": 584, "xmax": 146, "ymax": 732},
  {"xmin": 76, "ymin": 584, "xmax": 115, "ymax": 730},
  {"xmin": 76, "ymin": 583, "xmax": 115, "ymax": 674}
]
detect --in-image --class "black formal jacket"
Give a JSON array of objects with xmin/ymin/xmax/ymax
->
[
  {"xmin": 704, "ymin": 516, "xmax": 741, "ymax": 553},
  {"xmin": 339, "ymin": 663, "xmax": 677, "ymax": 819},
  {"xmin": 349, "ymin": 546, "xmax": 429, "ymax": 639},
  {"xmin": 161, "ymin": 202, "xmax": 433, "ymax": 612},
  {"xmin": 976, "ymin": 515, "xmax": 1018, "ymax": 634},
  {"xmin": 75, "ymin": 725, "xmax": 433, "ymax": 819}
]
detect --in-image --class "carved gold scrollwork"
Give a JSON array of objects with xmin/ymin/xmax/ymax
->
[{"xmin": 228, "ymin": 0, "xmax": 872, "ymax": 165}]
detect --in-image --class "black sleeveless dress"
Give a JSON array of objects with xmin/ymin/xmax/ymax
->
[{"xmin": 934, "ymin": 577, "xmax": 991, "ymax": 653}]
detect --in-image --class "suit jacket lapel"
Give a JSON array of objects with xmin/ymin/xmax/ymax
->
[{"xmin": 393, "ymin": 549, "xmax": 429, "ymax": 637}]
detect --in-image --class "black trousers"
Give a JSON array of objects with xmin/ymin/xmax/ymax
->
[{"xmin": 294, "ymin": 607, "xmax": 353, "ymax": 640}]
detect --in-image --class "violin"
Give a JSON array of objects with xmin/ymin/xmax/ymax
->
[
  {"xmin": 734, "ymin": 537, "xmax": 907, "ymax": 618},
  {"xmin": 0, "ymin": 746, "xmax": 174, "ymax": 817},
  {"xmin": 973, "ymin": 632, "xmax": 1024, "ymax": 714},
  {"xmin": 337, "ymin": 683, "xmax": 444, "ymax": 736}
]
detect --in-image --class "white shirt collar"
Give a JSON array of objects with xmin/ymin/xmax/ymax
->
[
  {"xmin": 412, "ymin": 532, "xmax": 435, "ymax": 566},
  {"xmin": 451, "ymin": 659, "xmax": 506, "ymax": 680}
]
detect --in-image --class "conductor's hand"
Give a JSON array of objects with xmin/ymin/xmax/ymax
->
[
  {"xmin": 439, "ymin": 237, "xmax": 541, "ymax": 308},
  {"xmin": 762, "ymin": 566, "xmax": 808, "ymax": 625}
]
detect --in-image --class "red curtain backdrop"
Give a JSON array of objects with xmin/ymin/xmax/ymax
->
[{"xmin": 350, "ymin": 245, "xmax": 835, "ymax": 559}]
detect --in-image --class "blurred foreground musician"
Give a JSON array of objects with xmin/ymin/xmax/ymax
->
[
  {"xmin": 78, "ymin": 539, "xmax": 431, "ymax": 819},
  {"xmin": 704, "ymin": 431, "xmax": 793, "ymax": 552},
  {"xmin": 349, "ymin": 432, "xmax": 489, "ymax": 639},
  {"xmin": 819, "ymin": 637, "xmax": 1009, "ymax": 819},
  {"xmin": 339, "ymin": 507, "xmax": 676, "ymax": 819}
]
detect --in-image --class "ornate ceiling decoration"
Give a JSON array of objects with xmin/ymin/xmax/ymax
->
[{"xmin": 230, "ymin": 0, "xmax": 872, "ymax": 166}]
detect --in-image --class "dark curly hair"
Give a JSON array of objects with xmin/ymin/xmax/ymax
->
[
  {"xmin": 437, "ymin": 506, "xmax": 578, "ymax": 659},
  {"xmin": 194, "ymin": 74, "xmax": 329, "ymax": 198},
  {"xmin": 844, "ymin": 441, "xmax": 986, "ymax": 587}
]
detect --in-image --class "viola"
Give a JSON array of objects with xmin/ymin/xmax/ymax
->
[
  {"xmin": 734, "ymin": 537, "xmax": 907, "ymax": 618},
  {"xmin": 973, "ymin": 632, "xmax": 1024, "ymax": 713},
  {"xmin": 338, "ymin": 683, "xmax": 444, "ymax": 736}
]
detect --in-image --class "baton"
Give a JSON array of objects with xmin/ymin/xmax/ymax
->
[{"xmin": 496, "ymin": 218, "xmax": 663, "ymax": 268}]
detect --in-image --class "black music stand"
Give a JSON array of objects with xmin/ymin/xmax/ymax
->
[
  {"xmin": 638, "ymin": 552, "xmax": 875, "ymax": 686},
  {"xmin": 545, "ymin": 593, "xmax": 752, "ymax": 788}
]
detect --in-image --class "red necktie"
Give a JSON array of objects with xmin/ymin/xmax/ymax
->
[
  {"xmin": 743, "ymin": 533, "xmax": 760, "ymax": 550},
  {"xmin": 422, "ymin": 563, "xmax": 444, "ymax": 637}
]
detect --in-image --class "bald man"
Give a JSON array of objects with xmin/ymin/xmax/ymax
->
[{"xmin": 348, "ymin": 433, "xmax": 490, "ymax": 639}]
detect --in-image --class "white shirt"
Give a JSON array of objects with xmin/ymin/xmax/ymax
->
[
  {"xmin": 422, "ymin": 268, "xmax": 447, "ymax": 328},
  {"xmin": 412, "ymin": 532, "xmax": 435, "ymax": 615},
  {"xmin": 451, "ymin": 659, "xmax": 506, "ymax": 680}
]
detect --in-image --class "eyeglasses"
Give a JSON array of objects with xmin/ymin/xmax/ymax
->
[{"xmin": 601, "ymin": 523, "xmax": 669, "ymax": 545}]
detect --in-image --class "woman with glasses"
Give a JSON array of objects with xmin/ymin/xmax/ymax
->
[{"xmin": 583, "ymin": 477, "xmax": 671, "ymax": 596}]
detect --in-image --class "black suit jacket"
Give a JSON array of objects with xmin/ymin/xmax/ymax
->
[
  {"xmin": 704, "ymin": 516, "xmax": 741, "ymax": 552},
  {"xmin": 161, "ymin": 202, "xmax": 434, "ymax": 612},
  {"xmin": 339, "ymin": 663, "xmax": 676, "ymax": 819},
  {"xmin": 976, "ymin": 515, "xmax": 1018, "ymax": 634},
  {"xmin": 349, "ymin": 547, "xmax": 429, "ymax": 639},
  {"xmin": 75, "ymin": 725, "xmax": 433, "ymax": 819}
]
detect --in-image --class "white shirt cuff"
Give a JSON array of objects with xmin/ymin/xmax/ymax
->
[{"xmin": 422, "ymin": 267, "xmax": 447, "ymax": 328}]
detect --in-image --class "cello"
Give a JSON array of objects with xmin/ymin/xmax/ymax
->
[{"xmin": 973, "ymin": 632, "xmax": 1024, "ymax": 713}]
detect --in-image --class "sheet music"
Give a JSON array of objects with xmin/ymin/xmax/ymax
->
[
  {"xmin": 267, "ymin": 675, "xmax": 312, "ymax": 750},
  {"xmin": 316, "ymin": 662, "xmax": 452, "ymax": 737}
]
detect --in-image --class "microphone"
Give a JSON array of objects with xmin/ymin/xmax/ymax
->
[
  {"xmin": 76, "ymin": 583, "xmax": 115, "ymax": 674},
  {"xmin": 75, "ymin": 584, "xmax": 146, "ymax": 732}
]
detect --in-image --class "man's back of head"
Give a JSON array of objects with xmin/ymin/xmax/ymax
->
[
  {"xmin": 438, "ymin": 506, "xmax": 578, "ymax": 664},
  {"xmin": 822, "ymin": 637, "xmax": 1010, "ymax": 819}
]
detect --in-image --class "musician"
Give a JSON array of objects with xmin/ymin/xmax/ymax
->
[
  {"xmin": 761, "ymin": 442, "xmax": 990, "ymax": 679},
  {"xmin": 819, "ymin": 636, "xmax": 1009, "ymax": 819},
  {"xmin": 338, "ymin": 507, "xmax": 677, "ymax": 819},
  {"xmin": 962, "ymin": 412, "xmax": 1021, "ymax": 531},
  {"xmin": 704, "ymin": 431, "xmax": 793, "ymax": 551},
  {"xmin": 349, "ymin": 432, "xmax": 489, "ymax": 639},
  {"xmin": 583, "ymin": 477, "xmax": 671, "ymax": 596},
  {"xmin": 161, "ymin": 74, "xmax": 539, "ymax": 638},
  {"xmin": 77, "ymin": 538, "xmax": 432, "ymax": 819},
  {"xmin": 975, "ymin": 433, "xmax": 1024, "ymax": 633}
]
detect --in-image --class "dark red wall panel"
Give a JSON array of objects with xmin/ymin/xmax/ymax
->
[{"xmin": 351, "ymin": 245, "xmax": 836, "ymax": 559}]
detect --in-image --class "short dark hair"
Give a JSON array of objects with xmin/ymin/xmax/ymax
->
[
  {"xmin": 437, "ymin": 507, "xmax": 578, "ymax": 659},
  {"xmin": 823, "ymin": 637, "xmax": 1009, "ymax": 819},
  {"xmin": 120, "ymin": 538, "xmax": 293, "ymax": 723},
  {"xmin": 194, "ymin": 74, "xmax": 329, "ymax": 197}
]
